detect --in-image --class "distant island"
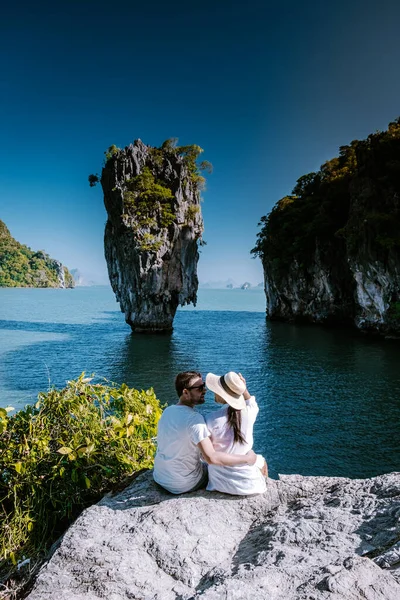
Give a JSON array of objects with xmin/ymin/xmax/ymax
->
[
  {"xmin": 198, "ymin": 279, "xmax": 261, "ymax": 289},
  {"xmin": 0, "ymin": 220, "xmax": 74, "ymax": 288},
  {"xmin": 69, "ymin": 268, "xmax": 104, "ymax": 287}
]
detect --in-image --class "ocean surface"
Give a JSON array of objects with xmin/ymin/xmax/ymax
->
[{"xmin": 1, "ymin": 286, "xmax": 400, "ymax": 480}]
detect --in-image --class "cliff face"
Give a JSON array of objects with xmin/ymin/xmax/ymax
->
[
  {"xmin": 26, "ymin": 470, "xmax": 400, "ymax": 600},
  {"xmin": 254, "ymin": 120, "xmax": 400, "ymax": 336},
  {"xmin": 100, "ymin": 140, "xmax": 204, "ymax": 331},
  {"xmin": 0, "ymin": 220, "xmax": 74, "ymax": 288}
]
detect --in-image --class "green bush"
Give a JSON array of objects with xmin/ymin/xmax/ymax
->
[
  {"xmin": 0, "ymin": 374, "xmax": 162, "ymax": 573},
  {"xmin": 104, "ymin": 144, "xmax": 120, "ymax": 161},
  {"xmin": 185, "ymin": 205, "xmax": 200, "ymax": 224},
  {"xmin": 123, "ymin": 167, "xmax": 175, "ymax": 230}
]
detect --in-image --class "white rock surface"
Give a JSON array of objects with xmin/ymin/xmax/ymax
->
[{"xmin": 26, "ymin": 471, "xmax": 400, "ymax": 599}]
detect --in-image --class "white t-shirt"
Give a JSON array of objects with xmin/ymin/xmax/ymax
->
[
  {"xmin": 205, "ymin": 396, "xmax": 267, "ymax": 495},
  {"xmin": 153, "ymin": 404, "xmax": 210, "ymax": 494}
]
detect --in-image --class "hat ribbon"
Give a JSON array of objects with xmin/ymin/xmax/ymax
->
[{"xmin": 219, "ymin": 375, "xmax": 241, "ymax": 399}]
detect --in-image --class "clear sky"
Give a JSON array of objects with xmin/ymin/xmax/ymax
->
[{"xmin": 1, "ymin": 0, "xmax": 400, "ymax": 285}]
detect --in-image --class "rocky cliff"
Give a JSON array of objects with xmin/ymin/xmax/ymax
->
[
  {"xmin": 0, "ymin": 220, "xmax": 74, "ymax": 288},
  {"xmin": 253, "ymin": 119, "xmax": 400, "ymax": 336},
  {"xmin": 97, "ymin": 140, "xmax": 205, "ymax": 331},
  {"xmin": 25, "ymin": 470, "xmax": 400, "ymax": 599}
]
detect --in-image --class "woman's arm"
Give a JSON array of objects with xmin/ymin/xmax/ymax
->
[
  {"xmin": 198, "ymin": 437, "xmax": 257, "ymax": 466},
  {"xmin": 238, "ymin": 372, "xmax": 251, "ymax": 400}
]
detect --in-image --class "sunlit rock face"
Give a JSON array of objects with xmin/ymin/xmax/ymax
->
[
  {"xmin": 26, "ymin": 471, "xmax": 400, "ymax": 600},
  {"xmin": 101, "ymin": 140, "xmax": 204, "ymax": 331}
]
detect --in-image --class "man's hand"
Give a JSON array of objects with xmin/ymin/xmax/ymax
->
[
  {"xmin": 261, "ymin": 460, "xmax": 268, "ymax": 478},
  {"xmin": 199, "ymin": 438, "xmax": 258, "ymax": 467},
  {"xmin": 245, "ymin": 449, "xmax": 257, "ymax": 465}
]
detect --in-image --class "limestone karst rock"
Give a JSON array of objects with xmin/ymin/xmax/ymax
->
[
  {"xmin": 26, "ymin": 470, "xmax": 400, "ymax": 599},
  {"xmin": 253, "ymin": 119, "xmax": 400, "ymax": 337},
  {"xmin": 99, "ymin": 140, "xmax": 205, "ymax": 331}
]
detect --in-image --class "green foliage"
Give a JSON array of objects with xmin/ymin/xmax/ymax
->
[
  {"xmin": 92, "ymin": 139, "xmax": 209, "ymax": 252},
  {"xmin": 0, "ymin": 221, "xmax": 74, "ymax": 288},
  {"xmin": 161, "ymin": 138, "xmax": 178, "ymax": 150},
  {"xmin": 253, "ymin": 118, "xmax": 400, "ymax": 269},
  {"xmin": 139, "ymin": 233, "xmax": 163, "ymax": 253},
  {"xmin": 0, "ymin": 374, "xmax": 162, "ymax": 574},
  {"xmin": 199, "ymin": 160, "xmax": 213, "ymax": 174},
  {"xmin": 88, "ymin": 174, "xmax": 99, "ymax": 187},
  {"xmin": 387, "ymin": 301, "xmax": 400, "ymax": 323},
  {"xmin": 124, "ymin": 167, "xmax": 175, "ymax": 233},
  {"xmin": 104, "ymin": 145, "xmax": 120, "ymax": 161},
  {"xmin": 185, "ymin": 205, "xmax": 200, "ymax": 224}
]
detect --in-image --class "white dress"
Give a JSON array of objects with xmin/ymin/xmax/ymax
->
[{"xmin": 205, "ymin": 396, "xmax": 267, "ymax": 495}]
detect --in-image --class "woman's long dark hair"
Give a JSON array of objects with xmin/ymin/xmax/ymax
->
[{"xmin": 227, "ymin": 406, "xmax": 246, "ymax": 444}]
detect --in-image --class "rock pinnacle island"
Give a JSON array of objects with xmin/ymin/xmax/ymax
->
[{"xmin": 90, "ymin": 139, "xmax": 208, "ymax": 332}]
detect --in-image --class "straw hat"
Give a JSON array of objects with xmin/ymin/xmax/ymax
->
[{"xmin": 205, "ymin": 372, "xmax": 246, "ymax": 410}]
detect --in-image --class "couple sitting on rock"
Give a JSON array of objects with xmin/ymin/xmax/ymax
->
[{"xmin": 153, "ymin": 371, "xmax": 268, "ymax": 495}]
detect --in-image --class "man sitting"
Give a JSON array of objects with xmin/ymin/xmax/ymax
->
[{"xmin": 153, "ymin": 371, "xmax": 257, "ymax": 494}]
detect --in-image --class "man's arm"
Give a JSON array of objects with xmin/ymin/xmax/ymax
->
[{"xmin": 198, "ymin": 437, "xmax": 257, "ymax": 467}]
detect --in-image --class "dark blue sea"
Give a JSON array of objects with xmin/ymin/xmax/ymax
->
[{"xmin": 1, "ymin": 286, "xmax": 399, "ymax": 480}]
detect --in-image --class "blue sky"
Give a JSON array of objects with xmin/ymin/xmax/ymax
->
[{"xmin": 1, "ymin": 0, "xmax": 400, "ymax": 285}]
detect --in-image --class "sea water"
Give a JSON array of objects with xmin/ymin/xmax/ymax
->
[{"xmin": 1, "ymin": 286, "xmax": 399, "ymax": 479}]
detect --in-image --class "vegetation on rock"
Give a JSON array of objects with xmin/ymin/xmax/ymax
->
[
  {"xmin": 0, "ymin": 221, "xmax": 74, "ymax": 288},
  {"xmin": 252, "ymin": 118, "xmax": 400, "ymax": 270},
  {"xmin": 0, "ymin": 374, "xmax": 162, "ymax": 585},
  {"xmin": 89, "ymin": 139, "xmax": 210, "ymax": 253}
]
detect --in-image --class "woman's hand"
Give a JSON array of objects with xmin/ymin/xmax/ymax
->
[{"xmin": 238, "ymin": 373, "xmax": 251, "ymax": 400}]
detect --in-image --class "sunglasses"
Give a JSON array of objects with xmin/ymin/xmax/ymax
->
[{"xmin": 187, "ymin": 383, "xmax": 206, "ymax": 391}]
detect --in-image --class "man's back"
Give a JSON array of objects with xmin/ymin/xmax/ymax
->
[{"xmin": 153, "ymin": 404, "xmax": 209, "ymax": 494}]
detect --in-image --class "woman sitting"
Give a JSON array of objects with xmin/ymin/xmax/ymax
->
[{"xmin": 204, "ymin": 371, "xmax": 267, "ymax": 495}]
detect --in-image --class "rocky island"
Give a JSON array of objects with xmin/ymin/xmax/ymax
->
[
  {"xmin": 253, "ymin": 119, "xmax": 400, "ymax": 337},
  {"xmin": 0, "ymin": 220, "xmax": 74, "ymax": 288},
  {"xmin": 91, "ymin": 139, "xmax": 208, "ymax": 331},
  {"xmin": 25, "ymin": 470, "xmax": 400, "ymax": 599}
]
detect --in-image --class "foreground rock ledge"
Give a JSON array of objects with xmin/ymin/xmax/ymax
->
[{"xmin": 27, "ymin": 471, "xmax": 400, "ymax": 599}]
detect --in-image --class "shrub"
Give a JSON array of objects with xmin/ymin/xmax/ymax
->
[
  {"xmin": 139, "ymin": 233, "xmax": 163, "ymax": 253},
  {"xmin": 185, "ymin": 205, "xmax": 200, "ymax": 224},
  {"xmin": 0, "ymin": 374, "xmax": 162, "ymax": 576},
  {"xmin": 123, "ymin": 167, "xmax": 175, "ymax": 230},
  {"xmin": 104, "ymin": 145, "xmax": 120, "ymax": 161}
]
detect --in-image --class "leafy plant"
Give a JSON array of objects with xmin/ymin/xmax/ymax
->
[
  {"xmin": 0, "ymin": 374, "xmax": 162, "ymax": 577},
  {"xmin": 88, "ymin": 174, "xmax": 99, "ymax": 187},
  {"xmin": 123, "ymin": 167, "xmax": 175, "ymax": 230},
  {"xmin": 139, "ymin": 233, "xmax": 163, "ymax": 253},
  {"xmin": 104, "ymin": 144, "xmax": 120, "ymax": 161},
  {"xmin": 185, "ymin": 205, "xmax": 200, "ymax": 224}
]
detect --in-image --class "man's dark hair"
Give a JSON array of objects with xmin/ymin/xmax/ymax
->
[{"xmin": 175, "ymin": 371, "xmax": 202, "ymax": 398}]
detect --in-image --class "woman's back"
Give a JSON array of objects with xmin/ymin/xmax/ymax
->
[{"xmin": 205, "ymin": 396, "xmax": 266, "ymax": 495}]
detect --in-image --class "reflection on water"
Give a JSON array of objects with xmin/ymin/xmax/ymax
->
[{"xmin": 0, "ymin": 288, "xmax": 399, "ymax": 479}]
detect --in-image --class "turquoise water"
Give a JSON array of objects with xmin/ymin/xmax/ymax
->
[{"xmin": 1, "ymin": 286, "xmax": 399, "ymax": 479}]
